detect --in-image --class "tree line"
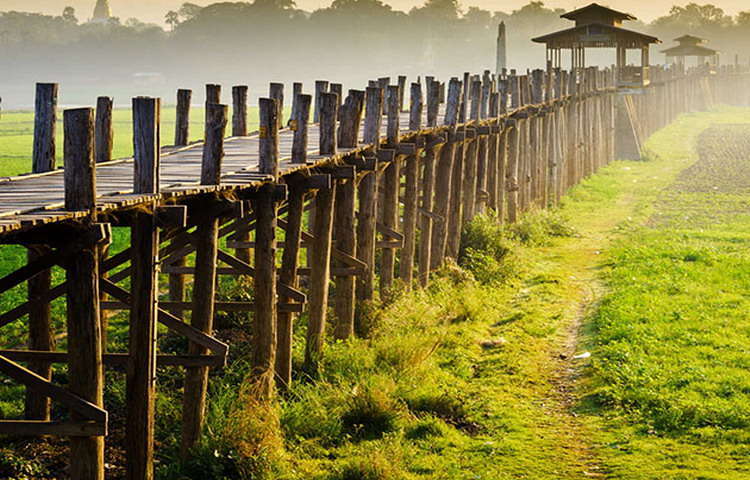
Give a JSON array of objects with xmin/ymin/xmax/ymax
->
[{"xmin": 0, "ymin": 1, "xmax": 748, "ymax": 107}]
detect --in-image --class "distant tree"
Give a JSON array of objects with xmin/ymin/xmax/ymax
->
[
  {"xmin": 166, "ymin": 10, "xmax": 180, "ymax": 31},
  {"xmin": 62, "ymin": 6, "xmax": 78, "ymax": 24},
  {"xmin": 410, "ymin": 0, "xmax": 461, "ymax": 23},
  {"xmin": 463, "ymin": 6, "xmax": 492, "ymax": 27},
  {"xmin": 737, "ymin": 11, "xmax": 750, "ymax": 27},
  {"xmin": 654, "ymin": 3, "xmax": 733, "ymax": 29},
  {"xmin": 178, "ymin": 2, "xmax": 204, "ymax": 21}
]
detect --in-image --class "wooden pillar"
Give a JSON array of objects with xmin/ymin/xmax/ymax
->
[
  {"xmin": 175, "ymin": 89, "xmax": 192, "ymax": 146},
  {"xmin": 419, "ymin": 81, "xmax": 440, "ymax": 286},
  {"xmin": 313, "ymin": 80, "xmax": 329, "ymax": 123},
  {"xmin": 487, "ymin": 92, "xmax": 499, "ymax": 214},
  {"xmin": 355, "ymin": 87, "xmax": 382, "ymax": 309},
  {"xmin": 380, "ymin": 85, "xmax": 401, "ymax": 292},
  {"xmin": 304, "ymin": 182, "xmax": 335, "ymax": 373},
  {"xmin": 26, "ymin": 82, "xmax": 58, "ymax": 421},
  {"xmin": 291, "ymin": 93, "xmax": 312, "ymax": 164},
  {"xmin": 270, "ymin": 83, "xmax": 284, "ymax": 131},
  {"xmin": 126, "ymin": 96, "xmax": 160, "ymax": 480},
  {"xmin": 333, "ymin": 90, "xmax": 363, "ymax": 340},
  {"xmin": 251, "ymin": 98, "xmax": 280, "ymax": 399},
  {"xmin": 64, "ymin": 107, "xmax": 105, "ymax": 480},
  {"xmin": 430, "ymin": 78, "xmax": 461, "ymax": 268},
  {"xmin": 399, "ymin": 83, "xmax": 422, "ymax": 287},
  {"xmin": 445, "ymin": 77, "xmax": 466, "ymax": 260},
  {"xmin": 462, "ymin": 80, "xmax": 481, "ymax": 222},
  {"xmin": 95, "ymin": 97, "xmax": 113, "ymax": 164},
  {"xmin": 304, "ymin": 94, "xmax": 337, "ymax": 372},
  {"xmin": 181, "ymin": 102, "xmax": 227, "ymax": 457},
  {"xmin": 276, "ymin": 183, "xmax": 304, "ymax": 387},
  {"xmin": 232, "ymin": 86, "xmax": 248, "ymax": 137},
  {"xmin": 506, "ymin": 119, "xmax": 519, "ymax": 223}
]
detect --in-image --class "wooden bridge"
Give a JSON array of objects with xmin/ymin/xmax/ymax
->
[{"xmin": 0, "ymin": 64, "xmax": 747, "ymax": 479}]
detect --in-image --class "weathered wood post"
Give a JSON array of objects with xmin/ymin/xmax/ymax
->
[
  {"xmin": 418, "ymin": 81, "xmax": 440, "ymax": 285},
  {"xmin": 313, "ymin": 80, "xmax": 329, "ymax": 123},
  {"xmin": 232, "ymin": 86, "xmax": 248, "ymax": 137},
  {"xmin": 304, "ymin": 93, "xmax": 338, "ymax": 373},
  {"xmin": 355, "ymin": 86, "xmax": 383, "ymax": 318},
  {"xmin": 168, "ymin": 89, "xmax": 191, "ymax": 318},
  {"xmin": 270, "ymin": 83, "xmax": 284, "ymax": 130},
  {"xmin": 181, "ymin": 102, "xmax": 227, "ymax": 457},
  {"xmin": 126, "ymin": 96, "xmax": 161, "ymax": 480},
  {"xmin": 95, "ymin": 97, "xmax": 113, "ymax": 164},
  {"xmin": 399, "ymin": 82, "xmax": 422, "ymax": 287},
  {"xmin": 506, "ymin": 117, "xmax": 519, "ymax": 223},
  {"xmin": 232, "ymin": 85, "xmax": 251, "ymax": 264},
  {"xmin": 175, "ymin": 89, "xmax": 192, "ymax": 146},
  {"xmin": 487, "ymin": 91, "xmax": 499, "ymax": 213},
  {"xmin": 430, "ymin": 78, "xmax": 461, "ymax": 269},
  {"xmin": 445, "ymin": 74, "xmax": 468, "ymax": 259},
  {"xmin": 276, "ymin": 92, "xmax": 311, "ymax": 387},
  {"xmin": 398, "ymin": 75, "xmax": 407, "ymax": 111},
  {"xmin": 475, "ymin": 82, "xmax": 491, "ymax": 214},
  {"xmin": 334, "ymin": 90, "xmax": 364, "ymax": 340},
  {"xmin": 64, "ymin": 107, "xmax": 106, "ymax": 480},
  {"xmin": 253, "ymin": 98, "xmax": 280, "ymax": 399},
  {"xmin": 380, "ymin": 85, "xmax": 401, "ymax": 292},
  {"xmin": 26, "ymin": 82, "xmax": 58, "ymax": 421},
  {"xmin": 462, "ymin": 79, "xmax": 481, "ymax": 222}
]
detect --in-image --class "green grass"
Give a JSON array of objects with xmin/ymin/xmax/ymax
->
[{"xmin": 0, "ymin": 106, "xmax": 264, "ymax": 177}]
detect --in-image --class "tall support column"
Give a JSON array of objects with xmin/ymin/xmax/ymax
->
[
  {"xmin": 181, "ymin": 102, "xmax": 227, "ymax": 457},
  {"xmin": 126, "ymin": 96, "xmax": 161, "ymax": 480},
  {"xmin": 64, "ymin": 107, "xmax": 106, "ymax": 480},
  {"xmin": 380, "ymin": 85, "xmax": 401, "ymax": 293},
  {"xmin": 419, "ymin": 81, "xmax": 440, "ymax": 286},
  {"xmin": 398, "ymin": 83, "xmax": 423, "ymax": 288},
  {"xmin": 26, "ymin": 82, "xmax": 58, "ymax": 421}
]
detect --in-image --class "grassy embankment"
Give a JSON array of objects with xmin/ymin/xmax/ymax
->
[{"xmin": 1, "ymin": 106, "xmax": 750, "ymax": 479}]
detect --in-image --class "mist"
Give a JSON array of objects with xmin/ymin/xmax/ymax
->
[{"xmin": 2, "ymin": 1, "xmax": 749, "ymax": 109}]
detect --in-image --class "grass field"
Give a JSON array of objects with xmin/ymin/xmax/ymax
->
[
  {"xmin": 1, "ymin": 106, "xmax": 750, "ymax": 478},
  {"xmin": 0, "ymin": 106, "xmax": 263, "ymax": 177}
]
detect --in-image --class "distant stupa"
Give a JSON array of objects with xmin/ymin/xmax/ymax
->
[{"xmin": 92, "ymin": 0, "xmax": 112, "ymax": 23}]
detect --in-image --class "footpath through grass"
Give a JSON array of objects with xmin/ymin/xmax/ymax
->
[{"xmin": 2, "ymin": 107, "xmax": 750, "ymax": 479}]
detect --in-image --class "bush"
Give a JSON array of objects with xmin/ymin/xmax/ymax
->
[
  {"xmin": 508, "ymin": 209, "xmax": 576, "ymax": 246},
  {"xmin": 341, "ymin": 382, "xmax": 401, "ymax": 441}
]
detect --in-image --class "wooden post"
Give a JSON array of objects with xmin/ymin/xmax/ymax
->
[
  {"xmin": 33, "ymin": 83, "xmax": 58, "ymax": 172},
  {"xmin": 445, "ymin": 77, "xmax": 465, "ymax": 260},
  {"xmin": 175, "ymin": 89, "xmax": 192, "ymax": 146},
  {"xmin": 252, "ymin": 98, "xmax": 280, "ymax": 398},
  {"xmin": 313, "ymin": 80, "xmax": 329, "ymax": 123},
  {"xmin": 398, "ymin": 75, "xmax": 407, "ymax": 111},
  {"xmin": 330, "ymin": 83, "xmax": 343, "ymax": 111},
  {"xmin": 380, "ymin": 85, "xmax": 401, "ymax": 292},
  {"xmin": 205, "ymin": 84, "xmax": 221, "ymax": 105},
  {"xmin": 338, "ymin": 90, "xmax": 365, "ymax": 149},
  {"xmin": 431, "ymin": 78, "xmax": 461, "ymax": 268},
  {"xmin": 270, "ymin": 83, "xmax": 284, "ymax": 130},
  {"xmin": 64, "ymin": 107, "xmax": 105, "ymax": 480},
  {"xmin": 25, "ymin": 83, "xmax": 59, "ymax": 422},
  {"xmin": 276, "ymin": 183, "xmax": 304, "ymax": 387},
  {"xmin": 290, "ymin": 82, "xmax": 303, "ymax": 125},
  {"xmin": 333, "ymin": 177, "xmax": 356, "ymax": 339},
  {"xmin": 95, "ymin": 97, "xmax": 113, "ymax": 164},
  {"xmin": 304, "ymin": 189, "xmax": 336, "ymax": 372},
  {"xmin": 506, "ymin": 119, "xmax": 519, "ymax": 223},
  {"xmin": 487, "ymin": 92, "xmax": 499, "ymax": 213},
  {"xmin": 181, "ymin": 102, "xmax": 227, "ymax": 458},
  {"xmin": 232, "ymin": 86, "xmax": 248, "ymax": 137},
  {"xmin": 462, "ymin": 80, "xmax": 481, "ymax": 222},
  {"xmin": 291, "ymin": 93, "xmax": 312, "ymax": 164},
  {"xmin": 399, "ymin": 82, "xmax": 422, "ymax": 287},
  {"xmin": 319, "ymin": 92, "xmax": 338, "ymax": 155},
  {"xmin": 126, "ymin": 96, "xmax": 160, "ymax": 480},
  {"xmin": 355, "ymin": 86, "xmax": 382, "ymax": 309},
  {"xmin": 419, "ymin": 82, "xmax": 439, "ymax": 285}
]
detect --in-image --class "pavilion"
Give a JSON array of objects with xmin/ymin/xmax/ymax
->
[
  {"xmin": 662, "ymin": 35, "xmax": 719, "ymax": 67},
  {"xmin": 532, "ymin": 3, "xmax": 660, "ymax": 87}
]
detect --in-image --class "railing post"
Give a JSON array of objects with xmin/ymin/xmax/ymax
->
[
  {"xmin": 95, "ymin": 96, "xmax": 113, "ymax": 164},
  {"xmin": 419, "ymin": 81, "xmax": 440, "ymax": 285},
  {"xmin": 232, "ymin": 85, "xmax": 248, "ymax": 137},
  {"xmin": 175, "ymin": 89, "xmax": 192, "ymax": 146},
  {"xmin": 399, "ymin": 82, "xmax": 422, "ymax": 287},
  {"xmin": 380, "ymin": 85, "xmax": 401, "ymax": 292}
]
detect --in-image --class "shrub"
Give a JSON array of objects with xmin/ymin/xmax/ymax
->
[{"xmin": 341, "ymin": 383, "xmax": 401, "ymax": 441}]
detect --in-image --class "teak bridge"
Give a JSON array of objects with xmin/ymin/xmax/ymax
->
[{"xmin": 0, "ymin": 64, "xmax": 748, "ymax": 479}]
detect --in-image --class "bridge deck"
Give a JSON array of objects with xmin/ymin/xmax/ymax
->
[{"xmin": 0, "ymin": 109, "xmax": 441, "ymax": 235}]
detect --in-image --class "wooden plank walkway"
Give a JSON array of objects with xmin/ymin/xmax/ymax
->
[{"xmin": 0, "ymin": 109, "xmax": 440, "ymax": 235}]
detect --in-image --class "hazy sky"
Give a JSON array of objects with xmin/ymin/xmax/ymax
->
[{"xmin": 3, "ymin": 0, "xmax": 748, "ymax": 25}]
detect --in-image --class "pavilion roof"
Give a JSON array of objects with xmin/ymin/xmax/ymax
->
[
  {"xmin": 560, "ymin": 3, "xmax": 636, "ymax": 23},
  {"xmin": 674, "ymin": 34, "xmax": 705, "ymax": 45},
  {"xmin": 662, "ymin": 44, "xmax": 718, "ymax": 57},
  {"xmin": 532, "ymin": 23, "xmax": 659, "ymax": 49}
]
